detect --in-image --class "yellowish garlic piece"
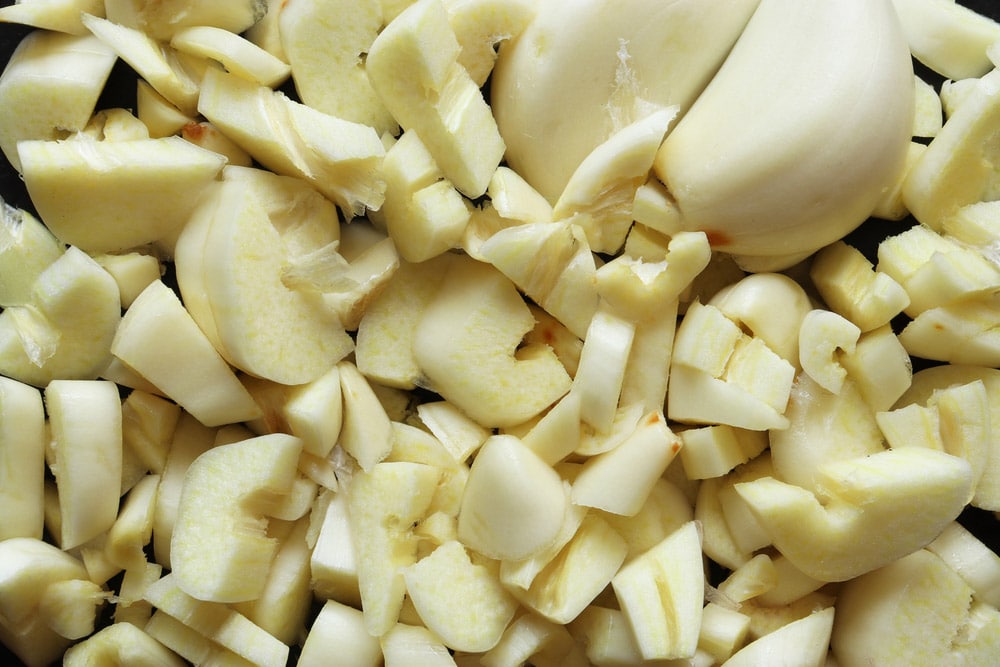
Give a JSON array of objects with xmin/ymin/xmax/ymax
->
[
  {"xmin": 896, "ymin": 364, "xmax": 1000, "ymax": 509},
  {"xmin": 0, "ymin": 538, "xmax": 95, "ymax": 665},
  {"xmin": 356, "ymin": 253, "xmax": 456, "ymax": 390},
  {"xmin": 575, "ymin": 402, "xmax": 645, "ymax": 457},
  {"xmin": 481, "ymin": 612, "xmax": 585, "ymax": 667},
  {"xmin": 112, "ymin": 280, "xmax": 262, "ymax": 428},
  {"xmin": 569, "ymin": 303, "xmax": 635, "ymax": 434},
  {"xmin": 912, "ymin": 74, "xmax": 944, "ymax": 138},
  {"xmin": 832, "ymin": 549, "xmax": 1000, "ymax": 666},
  {"xmin": 458, "ymin": 435, "xmax": 568, "ymax": 561},
  {"xmin": 716, "ymin": 553, "xmax": 778, "ymax": 604},
  {"xmin": 903, "ymin": 66, "xmax": 1000, "ymax": 230},
  {"xmin": 0, "ymin": 0, "xmax": 104, "ymax": 35},
  {"xmin": 619, "ymin": 300, "xmax": 679, "ymax": 414},
  {"xmin": 480, "ymin": 220, "xmax": 599, "ymax": 340},
  {"xmin": 104, "ymin": 473, "xmax": 159, "ymax": 571},
  {"xmin": 568, "ymin": 605, "xmax": 652, "ymax": 667},
  {"xmin": 696, "ymin": 475, "xmax": 763, "ymax": 572},
  {"xmin": 63, "ymin": 621, "xmax": 186, "ymax": 667},
  {"xmin": 655, "ymin": 0, "xmax": 913, "ymax": 262},
  {"xmin": 143, "ymin": 609, "xmax": 231, "ymax": 666},
  {"xmin": 103, "ymin": 0, "xmax": 265, "ymax": 41},
  {"xmin": 798, "ymin": 309, "xmax": 861, "ymax": 395},
  {"xmin": 809, "ymin": 241, "xmax": 910, "ymax": 333},
  {"xmin": 510, "ymin": 514, "xmax": 628, "ymax": 625},
  {"xmin": 92, "ymin": 252, "xmax": 161, "ymax": 309},
  {"xmin": 600, "ymin": 478, "xmax": 694, "ymax": 562},
  {"xmin": 498, "ymin": 501, "xmax": 587, "ymax": 593},
  {"xmin": 113, "ymin": 561, "xmax": 160, "ymax": 627},
  {"xmin": 926, "ymin": 521, "xmax": 1000, "ymax": 608},
  {"xmin": 753, "ymin": 554, "xmax": 826, "ymax": 607},
  {"xmin": 490, "ymin": 0, "xmax": 759, "ymax": 203},
  {"xmin": 297, "ymin": 600, "xmax": 381, "ymax": 667},
  {"xmin": 310, "ymin": 491, "xmax": 361, "ymax": 608},
  {"xmin": 348, "ymin": 461, "xmax": 440, "ymax": 637},
  {"xmin": 571, "ymin": 410, "xmax": 681, "ymax": 516},
  {"xmin": 632, "ymin": 178, "xmax": 683, "ymax": 237},
  {"xmin": 379, "ymin": 130, "xmax": 469, "ymax": 263},
  {"xmin": 47, "ymin": 379, "xmax": 122, "ymax": 550},
  {"xmin": 877, "ymin": 223, "xmax": 1000, "ymax": 317},
  {"xmin": 0, "ymin": 377, "xmax": 45, "ymax": 540},
  {"xmin": 679, "ymin": 424, "xmax": 768, "ymax": 481},
  {"xmin": 722, "ymin": 607, "xmax": 833, "ymax": 667},
  {"xmin": 943, "ymin": 199, "xmax": 1000, "ymax": 252},
  {"xmin": 151, "ymin": 413, "xmax": 216, "ymax": 570},
  {"xmin": 698, "ymin": 602, "xmax": 751, "ymax": 665},
  {"xmin": 82, "ymin": 13, "xmax": 199, "ymax": 113},
  {"xmin": 881, "ymin": 380, "xmax": 990, "ymax": 501},
  {"xmin": 876, "ymin": 401, "xmax": 943, "ymax": 451},
  {"xmin": 0, "ymin": 245, "xmax": 121, "ymax": 387},
  {"xmin": 838, "ymin": 325, "xmax": 913, "ymax": 412},
  {"xmin": 442, "ymin": 0, "xmax": 534, "ymax": 87},
  {"xmin": 283, "ymin": 365, "xmax": 343, "ymax": 459},
  {"xmin": 871, "ymin": 141, "xmax": 928, "ymax": 221},
  {"xmin": 367, "ymin": 0, "xmax": 504, "ymax": 198},
  {"xmin": 596, "ymin": 230, "xmax": 711, "ymax": 322},
  {"xmin": 381, "ymin": 623, "xmax": 458, "ymax": 666},
  {"xmin": 517, "ymin": 392, "xmax": 581, "ymax": 466},
  {"xmin": 487, "ymin": 165, "xmax": 553, "ymax": 224},
  {"xmin": 735, "ymin": 447, "xmax": 973, "ymax": 581},
  {"xmin": 0, "ymin": 202, "xmax": 62, "ymax": 307},
  {"xmin": 179, "ymin": 120, "xmax": 253, "ymax": 168},
  {"xmin": 0, "ymin": 29, "xmax": 115, "ymax": 170},
  {"xmin": 413, "ymin": 256, "xmax": 571, "ymax": 429},
  {"xmin": 709, "ymin": 272, "xmax": 812, "ymax": 365},
  {"xmin": 611, "ymin": 521, "xmax": 704, "ymax": 661},
  {"xmin": 716, "ymin": 455, "xmax": 775, "ymax": 555},
  {"xmin": 197, "ymin": 68, "xmax": 386, "ymax": 218},
  {"xmin": 891, "ymin": 0, "xmax": 1000, "ymax": 79},
  {"xmin": 19, "ymin": 134, "xmax": 226, "ymax": 254},
  {"xmin": 668, "ymin": 302, "xmax": 796, "ymax": 431},
  {"xmin": 898, "ymin": 291, "xmax": 1000, "ymax": 366},
  {"xmin": 170, "ymin": 25, "xmax": 290, "ymax": 88},
  {"xmin": 143, "ymin": 574, "xmax": 289, "ymax": 667},
  {"xmin": 403, "ymin": 540, "xmax": 518, "ymax": 652},
  {"xmin": 278, "ymin": 0, "xmax": 394, "ymax": 135},
  {"xmin": 233, "ymin": 517, "xmax": 313, "ymax": 646},
  {"xmin": 170, "ymin": 434, "xmax": 303, "ymax": 603},
  {"xmin": 552, "ymin": 105, "xmax": 678, "ymax": 254},
  {"xmin": 320, "ymin": 233, "xmax": 399, "ymax": 327},
  {"xmin": 416, "ymin": 399, "xmax": 491, "ymax": 463}
]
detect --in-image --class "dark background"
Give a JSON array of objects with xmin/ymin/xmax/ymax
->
[{"xmin": 1, "ymin": 1, "xmax": 1000, "ymax": 665}]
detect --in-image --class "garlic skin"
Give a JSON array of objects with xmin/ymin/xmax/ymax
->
[
  {"xmin": 654, "ymin": 0, "xmax": 914, "ymax": 263},
  {"xmin": 490, "ymin": 0, "xmax": 760, "ymax": 204}
]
